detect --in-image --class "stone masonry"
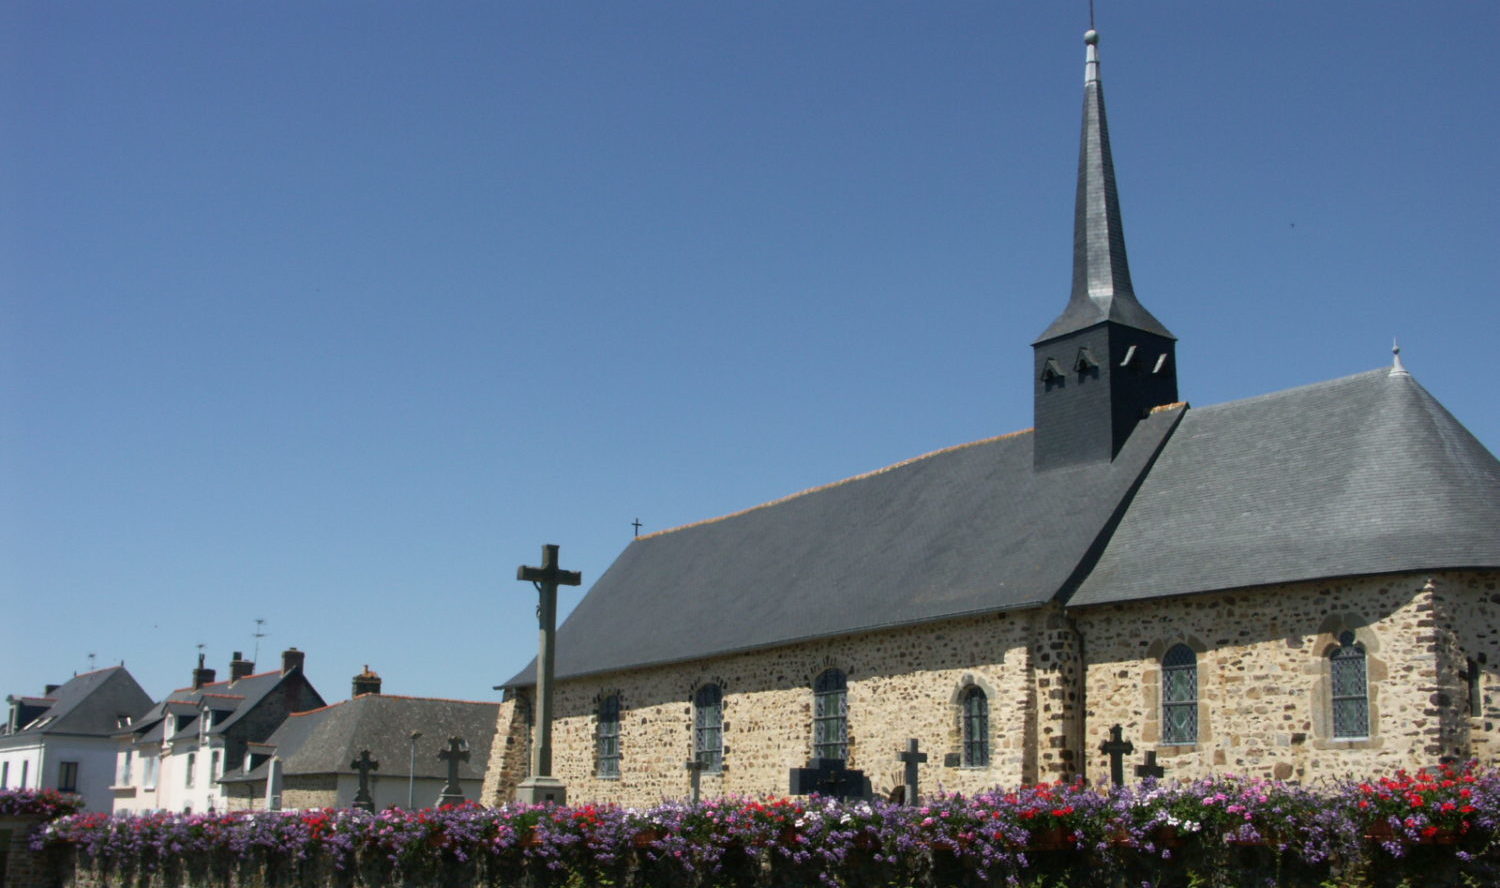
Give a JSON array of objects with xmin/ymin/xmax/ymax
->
[{"xmin": 482, "ymin": 569, "xmax": 1500, "ymax": 805}]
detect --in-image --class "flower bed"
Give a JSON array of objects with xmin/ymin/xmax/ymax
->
[
  {"xmin": 34, "ymin": 764, "xmax": 1500, "ymax": 887},
  {"xmin": 0, "ymin": 788, "xmax": 85, "ymax": 821}
]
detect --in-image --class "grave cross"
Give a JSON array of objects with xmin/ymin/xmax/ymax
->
[
  {"xmin": 1099, "ymin": 724, "xmax": 1136, "ymax": 787},
  {"xmin": 515, "ymin": 544, "xmax": 582, "ymax": 805},
  {"xmin": 1135, "ymin": 750, "xmax": 1166, "ymax": 781},
  {"xmin": 684, "ymin": 758, "xmax": 707, "ymax": 803},
  {"xmin": 896, "ymin": 738, "xmax": 927, "ymax": 805},
  {"xmin": 350, "ymin": 749, "xmax": 379, "ymax": 812},
  {"xmin": 436, "ymin": 736, "xmax": 469, "ymax": 806}
]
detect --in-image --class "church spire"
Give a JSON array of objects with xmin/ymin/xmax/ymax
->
[
  {"xmin": 1031, "ymin": 29, "xmax": 1179, "ymax": 471},
  {"xmin": 1036, "ymin": 29, "xmax": 1173, "ymax": 344}
]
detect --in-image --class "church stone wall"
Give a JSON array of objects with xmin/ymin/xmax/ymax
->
[
  {"xmin": 492, "ymin": 611, "xmax": 1040, "ymax": 807},
  {"xmin": 1076, "ymin": 570, "xmax": 1500, "ymax": 783}
]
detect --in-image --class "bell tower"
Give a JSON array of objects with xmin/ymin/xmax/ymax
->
[{"xmin": 1033, "ymin": 30, "xmax": 1177, "ymax": 472}]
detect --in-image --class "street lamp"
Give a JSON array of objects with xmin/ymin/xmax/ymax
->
[{"xmin": 407, "ymin": 731, "xmax": 423, "ymax": 809}]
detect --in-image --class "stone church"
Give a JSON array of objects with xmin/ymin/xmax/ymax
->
[{"xmin": 481, "ymin": 31, "xmax": 1500, "ymax": 807}]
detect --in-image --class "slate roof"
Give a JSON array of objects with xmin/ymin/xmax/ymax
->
[
  {"xmin": 504, "ymin": 366, "xmax": 1500, "ymax": 688},
  {"xmin": 219, "ymin": 694, "xmax": 498, "ymax": 784},
  {"xmin": 127, "ymin": 669, "xmax": 310, "ymax": 741},
  {"xmin": 1, "ymin": 667, "xmax": 152, "ymax": 739},
  {"xmin": 1068, "ymin": 368, "xmax": 1500, "ymax": 606},
  {"xmin": 506, "ymin": 405, "xmax": 1185, "ymax": 686}
]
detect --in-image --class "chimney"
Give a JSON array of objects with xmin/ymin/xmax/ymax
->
[
  {"xmin": 43, "ymin": 684, "xmax": 60, "ymax": 696},
  {"xmin": 281, "ymin": 647, "xmax": 305, "ymax": 675},
  {"xmin": 228, "ymin": 652, "xmax": 254, "ymax": 683},
  {"xmin": 352, "ymin": 665, "xmax": 382, "ymax": 697},
  {"xmin": 192, "ymin": 653, "xmax": 217, "ymax": 689}
]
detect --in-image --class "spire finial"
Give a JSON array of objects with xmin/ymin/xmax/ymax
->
[{"xmin": 1389, "ymin": 339, "xmax": 1410, "ymax": 377}]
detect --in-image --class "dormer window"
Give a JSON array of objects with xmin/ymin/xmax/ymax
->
[
  {"xmin": 1039, "ymin": 358, "xmax": 1065, "ymax": 384},
  {"xmin": 1073, "ymin": 347, "xmax": 1099, "ymax": 372}
]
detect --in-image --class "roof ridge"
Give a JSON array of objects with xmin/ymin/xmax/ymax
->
[
  {"xmin": 289, "ymin": 699, "xmax": 350, "ymax": 718},
  {"xmin": 1192, "ymin": 367, "xmax": 1389, "ymax": 414},
  {"xmin": 370, "ymin": 693, "xmax": 498, "ymax": 706},
  {"xmin": 636, "ymin": 427, "xmax": 1035, "ymax": 541}
]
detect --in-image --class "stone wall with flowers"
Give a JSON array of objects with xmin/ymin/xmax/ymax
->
[
  {"xmin": 1076, "ymin": 569, "xmax": 1500, "ymax": 782},
  {"xmin": 489, "ymin": 609, "xmax": 1064, "ymax": 807}
]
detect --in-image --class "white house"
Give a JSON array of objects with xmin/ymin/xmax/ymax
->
[{"xmin": 1, "ymin": 667, "xmax": 152, "ymax": 812}]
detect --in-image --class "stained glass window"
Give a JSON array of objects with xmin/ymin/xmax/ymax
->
[
  {"xmin": 694, "ymin": 684, "xmax": 724, "ymax": 772},
  {"xmin": 961, "ymin": 686, "xmax": 989, "ymax": 767},
  {"xmin": 812, "ymin": 669, "xmax": 848, "ymax": 760},
  {"xmin": 1162, "ymin": 644, "xmax": 1198, "ymax": 745},
  {"xmin": 1331, "ymin": 632, "xmax": 1369, "ymax": 739},
  {"xmin": 596, "ymin": 694, "xmax": 621, "ymax": 778}
]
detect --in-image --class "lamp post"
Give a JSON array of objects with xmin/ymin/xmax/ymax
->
[{"xmin": 407, "ymin": 730, "xmax": 422, "ymax": 809}]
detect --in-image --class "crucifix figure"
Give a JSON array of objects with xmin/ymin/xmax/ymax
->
[
  {"xmin": 351, "ymin": 749, "xmax": 379, "ymax": 811},
  {"xmin": 1099, "ymin": 724, "xmax": 1136, "ymax": 787},
  {"xmin": 515, "ymin": 543, "xmax": 582, "ymax": 805},
  {"xmin": 684, "ymin": 758, "xmax": 706, "ymax": 803},
  {"xmin": 436, "ymin": 736, "xmax": 469, "ymax": 806},
  {"xmin": 1135, "ymin": 750, "xmax": 1166, "ymax": 781},
  {"xmin": 897, "ymin": 738, "xmax": 927, "ymax": 805}
]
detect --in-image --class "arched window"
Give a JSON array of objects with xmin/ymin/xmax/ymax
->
[
  {"xmin": 595, "ymin": 694, "xmax": 621, "ymax": 778},
  {"xmin": 1330, "ymin": 632, "xmax": 1369, "ymax": 739},
  {"xmin": 812, "ymin": 669, "xmax": 848, "ymax": 760},
  {"xmin": 694, "ymin": 684, "xmax": 724, "ymax": 773},
  {"xmin": 1161, "ymin": 644, "xmax": 1198, "ymax": 745},
  {"xmin": 960, "ymin": 686, "xmax": 989, "ymax": 767}
]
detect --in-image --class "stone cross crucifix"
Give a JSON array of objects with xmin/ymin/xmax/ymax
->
[
  {"xmin": 515, "ymin": 544, "xmax": 582, "ymax": 805},
  {"xmin": 350, "ymin": 749, "xmax": 378, "ymax": 811},
  {"xmin": 436, "ymin": 736, "xmax": 469, "ymax": 806},
  {"xmin": 897, "ymin": 738, "xmax": 927, "ymax": 805}
]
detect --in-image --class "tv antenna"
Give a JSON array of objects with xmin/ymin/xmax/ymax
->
[
  {"xmin": 252, "ymin": 619, "xmax": 268, "ymax": 663},
  {"xmin": 87, "ymin": 653, "xmax": 97, "ymax": 671}
]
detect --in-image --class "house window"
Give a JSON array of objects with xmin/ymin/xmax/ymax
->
[
  {"xmin": 58, "ymin": 761, "xmax": 79, "ymax": 793},
  {"xmin": 960, "ymin": 686, "xmax": 989, "ymax": 767},
  {"xmin": 185, "ymin": 752, "xmax": 196, "ymax": 788},
  {"xmin": 2, "ymin": 761, "xmax": 9, "ymax": 788},
  {"xmin": 119, "ymin": 750, "xmax": 133, "ymax": 785},
  {"xmin": 595, "ymin": 694, "xmax": 621, "ymax": 779},
  {"xmin": 211, "ymin": 750, "xmax": 221, "ymax": 779},
  {"xmin": 20, "ymin": 760, "xmax": 29, "ymax": 788},
  {"xmin": 1162, "ymin": 644, "xmax": 1198, "ymax": 745},
  {"xmin": 1330, "ymin": 631, "xmax": 1369, "ymax": 739},
  {"xmin": 693, "ymin": 684, "xmax": 724, "ymax": 773},
  {"xmin": 812, "ymin": 669, "xmax": 848, "ymax": 760},
  {"xmin": 142, "ymin": 755, "xmax": 158, "ymax": 789}
]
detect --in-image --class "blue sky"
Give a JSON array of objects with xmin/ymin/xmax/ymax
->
[{"xmin": 3, "ymin": 2, "xmax": 1496, "ymax": 705}]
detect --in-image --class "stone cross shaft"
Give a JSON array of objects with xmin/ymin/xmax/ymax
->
[
  {"xmin": 684, "ymin": 758, "xmax": 706, "ymax": 803},
  {"xmin": 350, "ymin": 749, "xmax": 378, "ymax": 812},
  {"xmin": 436, "ymin": 736, "xmax": 470, "ymax": 805},
  {"xmin": 517, "ymin": 544, "xmax": 582, "ymax": 781},
  {"xmin": 897, "ymin": 738, "xmax": 927, "ymax": 805},
  {"xmin": 1099, "ymin": 724, "xmax": 1135, "ymax": 787}
]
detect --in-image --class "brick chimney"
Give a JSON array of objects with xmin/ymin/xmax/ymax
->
[
  {"xmin": 281, "ymin": 647, "xmax": 305, "ymax": 675},
  {"xmin": 228, "ymin": 652, "xmax": 255, "ymax": 683},
  {"xmin": 352, "ymin": 665, "xmax": 382, "ymax": 697},
  {"xmin": 192, "ymin": 653, "xmax": 216, "ymax": 689},
  {"xmin": 43, "ymin": 684, "xmax": 60, "ymax": 696}
]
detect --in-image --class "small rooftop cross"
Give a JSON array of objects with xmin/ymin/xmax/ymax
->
[
  {"xmin": 436, "ymin": 736, "xmax": 469, "ymax": 806},
  {"xmin": 515, "ymin": 544, "xmax": 582, "ymax": 805},
  {"xmin": 1099, "ymin": 724, "xmax": 1136, "ymax": 787},
  {"xmin": 684, "ymin": 758, "xmax": 707, "ymax": 803},
  {"xmin": 896, "ymin": 738, "xmax": 927, "ymax": 805},
  {"xmin": 1135, "ymin": 750, "xmax": 1166, "ymax": 781},
  {"xmin": 632, "ymin": 518, "xmax": 643, "ymax": 537},
  {"xmin": 350, "ymin": 749, "xmax": 378, "ymax": 812}
]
